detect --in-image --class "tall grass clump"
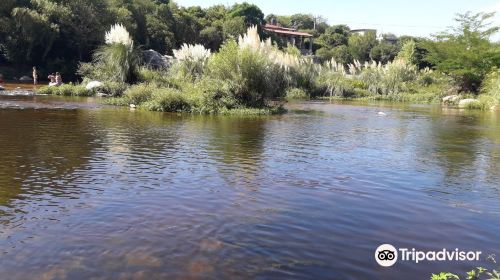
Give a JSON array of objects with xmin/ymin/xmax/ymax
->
[
  {"xmin": 309, "ymin": 40, "xmax": 448, "ymax": 101},
  {"xmin": 172, "ymin": 44, "xmax": 211, "ymax": 80},
  {"xmin": 481, "ymin": 69, "xmax": 500, "ymax": 105},
  {"xmin": 316, "ymin": 59, "xmax": 355, "ymax": 98},
  {"xmin": 79, "ymin": 24, "xmax": 140, "ymax": 84},
  {"xmin": 205, "ymin": 26, "xmax": 289, "ymax": 108}
]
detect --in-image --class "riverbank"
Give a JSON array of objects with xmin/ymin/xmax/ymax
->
[
  {"xmin": 0, "ymin": 82, "xmax": 38, "ymax": 91},
  {"xmin": 316, "ymin": 94, "xmax": 499, "ymax": 111}
]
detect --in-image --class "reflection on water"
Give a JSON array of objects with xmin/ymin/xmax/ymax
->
[{"xmin": 0, "ymin": 97, "xmax": 499, "ymax": 279}]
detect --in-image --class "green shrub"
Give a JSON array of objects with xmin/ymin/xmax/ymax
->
[
  {"xmin": 461, "ymin": 99, "xmax": 484, "ymax": 110},
  {"xmin": 206, "ymin": 39, "xmax": 287, "ymax": 107},
  {"xmin": 284, "ymin": 43, "xmax": 301, "ymax": 56},
  {"xmin": 471, "ymin": 95, "xmax": 497, "ymax": 110},
  {"xmin": 36, "ymin": 86, "xmax": 57, "ymax": 95},
  {"xmin": 98, "ymin": 82, "xmax": 128, "ymax": 97},
  {"xmin": 380, "ymin": 60, "xmax": 418, "ymax": 94},
  {"xmin": 36, "ymin": 84, "xmax": 90, "ymax": 96},
  {"xmin": 72, "ymin": 85, "xmax": 92, "ymax": 96},
  {"xmin": 123, "ymin": 83, "xmax": 158, "ymax": 105},
  {"xmin": 481, "ymin": 69, "xmax": 500, "ymax": 103},
  {"xmin": 315, "ymin": 48, "xmax": 334, "ymax": 62},
  {"xmin": 316, "ymin": 66, "xmax": 355, "ymax": 98},
  {"xmin": 285, "ymin": 88, "xmax": 309, "ymax": 100},
  {"xmin": 288, "ymin": 58, "xmax": 320, "ymax": 91},
  {"xmin": 190, "ymin": 78, "xmax": 236, "ymax": 114},
  {"xmin": 137, "ymin": 67, "xmax": 173, "ymax": 86},
  {"xmin": 142, "ymin": 88, "xmax": 191, "ymax": 112}
]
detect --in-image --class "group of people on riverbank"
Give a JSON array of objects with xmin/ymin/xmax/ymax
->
[{"xmin": 32, "ymin": 67, "xmax": 63, "ymax": 86}]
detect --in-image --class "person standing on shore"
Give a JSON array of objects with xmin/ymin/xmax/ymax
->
[
  {"xmin": 55, "ymin": 72, "xmax": 62, "ymax": 86},
  {"xmin": 32, "ymin": 67, "xmax": 38, "ymax": 85}
]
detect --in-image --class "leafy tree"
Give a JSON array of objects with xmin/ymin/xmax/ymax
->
[
  {"xmin": 223, "ymin": 16, "xmax": 247, "ymax": 39},
  {"xmin": 330, "ymin": 45, "xmax": 352, "ymax": 64},
  {"xmin": 200, "ymin": 26, "xmax": 223, "ymax": 51},
  {"xmin": 348, "ymin": 31, "xmax": 378, "ymax": 61},
  {"xmin": 265, "ymin": 14, "xmax": 291, "ymax": 27},
  {"xmin": 228, "ymin": 2, "xmax": 264, "ymax": 27},
  {"xmin": 423, "ymin": 12, "xmax": 500, "ymax": 92},
  {"xmin": 370, "ymin": 42, "xmax": 399, "ymax": 64},
  {"xmin": 317, "ymin": 25, "xmax": 350, "ymax": 47},
  {"xmin": 290, "ymin": 13, "xmax": 314, "ymax": 29},
  {"xmin": 396, "ymin": 40, "xmax": 416, "ymax": 64},
  {"xmin": 316, "ymin": 45, "xmax": 351, "ymax": 64}
]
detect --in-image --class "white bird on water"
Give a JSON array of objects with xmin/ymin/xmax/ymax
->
[{"xmin": 377, "ymin": 112, "xmax": 387, "ymax": 116}]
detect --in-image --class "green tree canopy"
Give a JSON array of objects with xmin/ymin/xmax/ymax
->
[
  {"xmin": 423, "ymin": 12, "xmax": 500, "ymax": 92},
  {"xmin": 348, "ymin": 31, "xmax": 378, "ymax": 62},
  {"xmin": 228, "ymin": 2, "xmax": 264, "ymax": 26}
]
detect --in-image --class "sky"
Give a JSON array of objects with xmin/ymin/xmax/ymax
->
[{"xmin": 176, "ymin": 0, "xmax": 500, "ymax": 40}]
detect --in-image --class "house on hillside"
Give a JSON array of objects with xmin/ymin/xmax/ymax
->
[
  {"xmin": 379, "ymin": 33, "xmax": 398, "ymax": 45},
  {"xmin": 262, "ymin": 24, "xmax": 314, "ymax": 55},
  {"xmin": 350, "ymin": 29, "xmax": 377, "ymax": 36},
  {"xmin": 351, "ymin": 29, "xmax": 399, "ymax": 45}
]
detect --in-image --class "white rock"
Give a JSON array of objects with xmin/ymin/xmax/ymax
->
[
  {"xmin": 377, "ymin": 112, "xmax": 386, "ymax": 116},
  {"xmin": 129, "ymin": 104, "xmax": 136, "ymax": 108},
  {"xmin": 458, "ymin": 99, "xmax": 479, "ymax": 108},
  {"xmin": 442, "ymin": 95, "xmax": 460, "ymax": 103},
  {"xmin": 96, "ymin": 92, "xmax": 109, "ymax": 97},
  {"xmin": 86, "ymin": 81, "xmax": 104, "ymax": 90},
  {"xmin": 19, "ymin": 75, "xmax": 32, "ymax": 81}
]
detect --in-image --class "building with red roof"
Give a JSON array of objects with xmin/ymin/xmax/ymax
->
[{"xmin": 263, "ymin": 24, "xmax": 314, "ymax": 55}]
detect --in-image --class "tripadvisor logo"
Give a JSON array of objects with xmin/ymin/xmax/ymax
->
[
  {"xmin": 375, "ymin": 244, "xmax": 398, "ymax": 267},
  {"xmin": 375, "ymin": 244, "xmax": 482, "ymax": 267}
]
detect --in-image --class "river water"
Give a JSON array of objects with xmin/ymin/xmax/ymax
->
[{"xmin": 0, "ymin": 94, "xmax": 499, "ymax": 279}]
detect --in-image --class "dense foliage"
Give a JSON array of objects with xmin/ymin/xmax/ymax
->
[
  {"xmin": 422, "ymin": 12, "xmax": 500, "ymax": 92},
  {"xmin": 1, "ymin": 0, "xmax": 498, "ymax": 111},
  {"xmin": 0, "ymin": 0, "xmax": 265, "ymax": 79}
]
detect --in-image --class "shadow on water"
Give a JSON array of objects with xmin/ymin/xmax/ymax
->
[
  {"xmin": 0, "ymin": 109, "xmax": 98, "ymax": 220},
  {"xmin": 422, "ymin": 108, "xmax": 500, "ymax": 205},
  {"xmin": 203, "ymin": 116, "xmax": 267, "ymax": 190}
]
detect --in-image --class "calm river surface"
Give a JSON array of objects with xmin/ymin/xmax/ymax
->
[{"xmin": 0, "ymin": 94, "xmax": 499, "ymax": 279}]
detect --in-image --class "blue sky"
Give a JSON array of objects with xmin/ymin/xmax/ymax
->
[{"xmin": 176, "ymin": 0, "xmax": 500, "ymax": 40}]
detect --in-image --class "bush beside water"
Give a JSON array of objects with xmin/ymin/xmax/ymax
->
[{"xmin": 36, "ymin": 24, "xmax": 499, "ymax": 113}]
